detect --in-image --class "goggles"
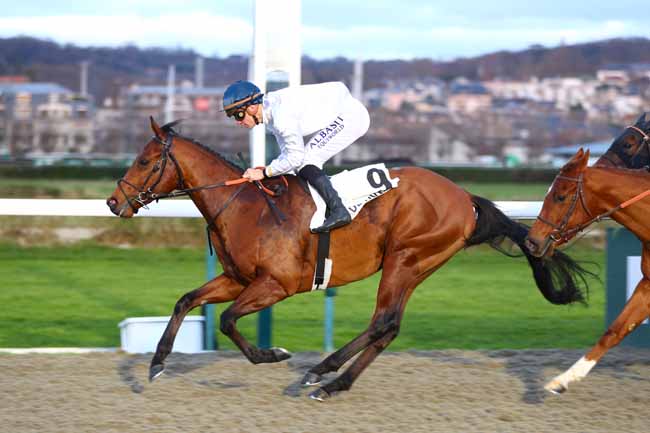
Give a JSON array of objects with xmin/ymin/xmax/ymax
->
[{"xmin": 229, "ymin": 109, "xmax": 247, "ymax": 121}]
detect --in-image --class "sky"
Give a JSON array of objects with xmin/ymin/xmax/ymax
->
[{"xmin": 0, "ymin": 0, "xmax": 647, "ymax": 61}]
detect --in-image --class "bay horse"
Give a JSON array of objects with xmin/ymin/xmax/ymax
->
[
  {"xmin": 107, "ymin": 118, "xmax": 589, "ymax": 401},
  {"xmin": 525, "ymin": 148, "xmax": 650, "ymax": 394},
  {"xmin": 596, "ymin": 112, "xmax": 650, "ymax": 169}
]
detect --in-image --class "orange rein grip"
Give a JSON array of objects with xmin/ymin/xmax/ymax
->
[
  {"xmin": 224, "ymin": 177, "xmax": 249, "ymax": 186},
  {"xmin": 254, "ymin": 166, "xmax": 289, "ymax": 196},
  {"xmin": 226, "ymin": 168, "xmax": 289, "ymax": 197}
]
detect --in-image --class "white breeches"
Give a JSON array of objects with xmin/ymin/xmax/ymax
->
[{"xmin": 300, "ymin": 97, "xmax": 370, "ymax": 169}]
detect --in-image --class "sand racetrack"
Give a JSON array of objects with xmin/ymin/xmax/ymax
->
[{"xmin": 2, "ymin": 348, "xmax": 650, "ymax": 433}]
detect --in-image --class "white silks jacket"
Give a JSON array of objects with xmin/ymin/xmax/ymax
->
[{"xmin": 262, "ymin": 81, "xmax": 353, "ymax": 177}]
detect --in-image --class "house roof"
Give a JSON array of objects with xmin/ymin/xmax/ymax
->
[
  {"xmin": 449, "ymin": 82, "xmax": 489, "ymax": 95},
  {"xmin": 546, "ymin": 140, "xmax": 611, "ymax": 156}
]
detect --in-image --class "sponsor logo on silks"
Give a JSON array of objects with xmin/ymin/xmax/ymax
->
[{"xmin": 310, "ymin": 116, "xmax": 345, "ymax": 149}]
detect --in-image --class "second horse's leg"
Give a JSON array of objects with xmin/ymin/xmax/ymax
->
[
  {"xmin": 149, "ymin": 274, "xmax": 244, "ymax": 381},
  {"xmin": 545, "ymin": 278, "xmax": 650, "ymax": 393}
]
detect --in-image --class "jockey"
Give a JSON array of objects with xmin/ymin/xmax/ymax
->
[{"xmin": 222, "ymin": 80, "xmax": 370, "ymax": 233}]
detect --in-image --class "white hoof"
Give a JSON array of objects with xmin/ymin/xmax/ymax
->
[{"xmin": 544, "ymin": 379, "xmax": 567, "ymax": 394}]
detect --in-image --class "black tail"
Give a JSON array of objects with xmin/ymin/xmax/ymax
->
[{"xmin": 466, "ymin": 195, "xmax": 591, "ymax": 305}]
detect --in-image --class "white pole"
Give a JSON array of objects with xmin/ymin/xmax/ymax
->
[
  {"xmin": 287, "ymin": 0, "xmax": 302, "ymax": 88},
  {"xmin": 195, "ymin": 57, "xmax": 204, "ymax": 89},
  {"xmin": 249, "ymin": 0, "xmax": 267, "ymax": 168},
  {"xmin": 352, "ymin": 58, "xmax": 363, "ymax": 100},
  {"xmin": 165, "ymin": 65, "xmax": 175, "ymax": 124},
  {"xmin": 80, "ymin": 61, "xmax": 89, "ymax": 97},
  {"xmin": 335, "ymin": 57, "xmax": 363, "ymax": 165}
]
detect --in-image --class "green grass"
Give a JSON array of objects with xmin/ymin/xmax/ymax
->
[
  {"xmin": 457, "ymin": 182, "xmax": 550, "ymax": 201},
  {"xmin": 0, "ymin": 177, "xmax": 606, "ymax": 351},
  {"xmin": 0, "ymin": 178, "xmax": 551, "ymax": 201},
  {"xmin": 0, "ymin": 242, "xmax": 605, "ymax": 351}
]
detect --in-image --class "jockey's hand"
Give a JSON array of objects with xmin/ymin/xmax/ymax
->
[{"xmin": 243, "ymin": 167, "xmax": 265, "ymax": 182}]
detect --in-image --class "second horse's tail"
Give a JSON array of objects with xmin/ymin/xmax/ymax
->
[{"xmin": 465, "ymin": 195, "xmax": 590, "ymax": 305}]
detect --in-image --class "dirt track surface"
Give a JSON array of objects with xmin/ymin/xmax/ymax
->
[{"xmin": 3, "ymin": 348, "xmax": 650, "ymax": 433}]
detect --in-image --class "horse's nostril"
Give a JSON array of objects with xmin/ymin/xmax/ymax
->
[
  {"xmin": 107, "ymin": 197, "xmax": 118, "ymax": 209},
  {"xmin": 524, "ymin": 238, "xmax": 537, "ymax": 253}
]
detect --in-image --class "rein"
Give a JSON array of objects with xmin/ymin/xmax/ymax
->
[
  {"xmin": 150, "ymin": 166, "xmax": 288, "ymax": 200},
  {"xmin": 116, "ymin": 132, "xmax": 288, "ymax": 222}
]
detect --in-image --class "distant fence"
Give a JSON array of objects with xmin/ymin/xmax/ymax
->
[{"xmin": 0, "ymin": 199, "xmax": 542, "ymax": 351}]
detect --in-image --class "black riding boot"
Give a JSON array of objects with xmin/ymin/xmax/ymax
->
[{"xmin": 299, "ymin": 165, "xmax": 351, "ymax": 233}]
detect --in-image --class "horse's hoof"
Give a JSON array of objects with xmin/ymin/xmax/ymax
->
[
  {"xmin": 301, "ymin": 372, "xmax": 322, "ymax": 387},
  {"xmin": 544, "ymin": 381, "xmax": 567, "ymax": 395},
  {"xmin": 149, "ymin": 364, "xmax": 165, "ymax": 382},
  {"xmin": 309, "ymin": 388, "xmax": 331, "ymax": 402},
  {"xmin": 271, "ymin": 347, "xmax": 292, "ymax": 362}
]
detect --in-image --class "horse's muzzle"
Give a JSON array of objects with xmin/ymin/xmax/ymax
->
[
  {"xmin": 106, "ymin": 196, "xmax": 137, "ymax": 217},
  {"xmin": 106, "ymin": 197, "xmax": 118, "ymax": 214},
  {"xmin": 524, "ymin": 236, "xmax": 545, "ymax": 258}
]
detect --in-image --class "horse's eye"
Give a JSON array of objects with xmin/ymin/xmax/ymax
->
[
  {"xmin": 139, "ymin": 158, "xmax": 149, "ymax": 166},
  {"xmin": 623, "ymin": 142, "xmax": 632, "ymax": 149},
  {"xmin": 555, "ymin": 194, "xmax": 566, "ymax": 203}
]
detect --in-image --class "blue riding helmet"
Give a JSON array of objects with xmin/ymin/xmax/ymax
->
[{"xmin": 222, "ymin": 80, "xmax": 264, "ymax": 116}]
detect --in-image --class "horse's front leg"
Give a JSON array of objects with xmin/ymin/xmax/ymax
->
[
  {"xmin": 149, "ymin": 274, "xmax": 244, "ymax": 381},
  {"xmin": 219, "ymin": 273, "xmax": 292, "ymax": 364},
  {"xmin": 546, "ymin": 277, "xmax": 650, "ymax": 394}
]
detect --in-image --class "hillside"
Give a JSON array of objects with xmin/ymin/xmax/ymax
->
[{"xmin": 1, "ymin": 36, "xmax": 650, "ymax": 103}]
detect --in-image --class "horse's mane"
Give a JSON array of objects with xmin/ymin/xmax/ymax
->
[{"xmin": 161, "ymin": 120, "xmax": 244, "ymax": 174}]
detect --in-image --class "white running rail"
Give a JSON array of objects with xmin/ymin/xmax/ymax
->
[{"xmin": 0, "ymin": 199, "xmax": 542, "ymax": 219}]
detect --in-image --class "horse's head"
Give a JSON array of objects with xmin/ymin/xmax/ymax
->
[
  {"xmin": 598, "ymin": 112, "xmax": 650, "ymax": 168},
  {"xmin": 106, "ymin": 117, "xmax": 184, "ymax": 217},
  {"xmin": 525, "ymin": 148, "xmax": 591, "ymax": 258}
]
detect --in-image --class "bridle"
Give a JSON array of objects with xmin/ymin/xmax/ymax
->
[
  {"xmin": 115, "ymin": 131, "xmax": 288, "ymax": 225},
  {"xmin": 535, "ymin": 168, "xmax": 650, "ymax": 256},
  {"xmin": 601, "ymin": 125, "xmax": 650, "ymax": 167},
  {"xmin": 116, "ymin": 133, "xmax": 185, "ymax": 213},
  {"xmin": 536, "ymin": 173, "xmax": 594, "ymax": 253}
]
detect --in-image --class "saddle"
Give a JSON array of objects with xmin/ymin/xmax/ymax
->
[{"xmin": 309, "ymin": 163, "xmax": 400, "ymax": 290}]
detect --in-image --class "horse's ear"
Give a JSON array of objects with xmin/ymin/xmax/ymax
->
[
  {"xmin": 563, "ymin": 148, "xmax": 586, "ymax": 173},
  {"xmin": 150, "ymin": 116, "xmax": 163, "ymax": 139},
  {"xmin": 581, "ymin": 149, "xmax": 591, "ymax": 168},
  {"xmin": 635, "ymin": 112, "xmax": 646, "ymax": 127},
  {"xmin": 572, "ymin": 148, "xmax": 590, "ymax": 166}
]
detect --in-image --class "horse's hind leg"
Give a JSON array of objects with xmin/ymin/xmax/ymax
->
[
  {"xmin": 301, "ymin": 257, "xmax": 413, "ymax": 386},
  {"xmin": 305, "ymin": 265, "xmax": 438, "ymax": 398},
  {"xmin": 300, "ymin": 293, "xmax": 408, "ymax": 386},
  {"xmin": 545, "ymin": 278, "xmax": 650, "ymax": 394},
  {"xmin": 306, "ymin": 236, "xmax": 466, "ymax": 400},
  {"xmin": 149, "ymin": 274, "xmax": 244, "ymax": 381},
  {"xmin": 300, "ymin": 319, "xmax": 382, "ymax": 386},
  {"xmin": 307, "ymin": 284, "xmax": 411, "ymax": 402},
  {"xmin": 219, "ymin": 273, "xmax": 293, "ymax": 364}
]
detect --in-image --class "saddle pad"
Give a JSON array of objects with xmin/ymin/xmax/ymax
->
[{"xmin": 309, "ymin": 163, "xmax": 400, "ymax": 230}]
